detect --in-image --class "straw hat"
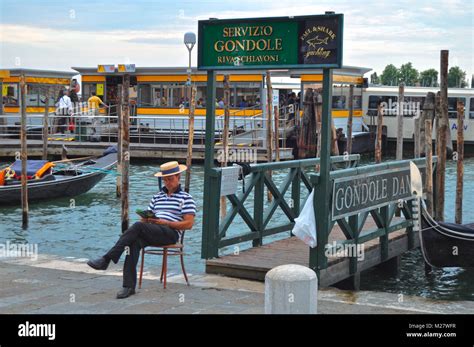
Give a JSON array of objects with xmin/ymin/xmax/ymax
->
[{"xmin": 154, "ymin": 161, "xmax": 187, "ymax": 178}]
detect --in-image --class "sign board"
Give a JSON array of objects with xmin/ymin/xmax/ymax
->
[
  {"xmin": 97, "ymin": 65, "xmax": 115, "ymax": 73},
  {"xmin": 272, "ymin": 90, "xmax": 279, "ymax": 107},
  {"xmin": 118, "ymin": 64, "xmax": 136, "ymax": 73},
  {"xmin": 220, "ymin": 165, "xmax": 240, "ymax": 196},
  {"xmin": 331, "ymin": 167, "xmax": 414, "ymax": 220},
  {"xmin": 198, "ymin": 14, "xmax": 343, "ymax": 70},
  {"xmin": 96, "ymin": 84, "xmax": 104, "ymax": 96}
]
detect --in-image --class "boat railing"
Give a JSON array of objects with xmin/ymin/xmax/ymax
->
[{"xmin": 0, "ymin": 103, "xmax": 294, "ymax": 148}]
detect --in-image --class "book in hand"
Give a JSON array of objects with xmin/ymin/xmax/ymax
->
[{"xmin": 136, "ymin": 209, "xmax": 155, "ymax": 218}]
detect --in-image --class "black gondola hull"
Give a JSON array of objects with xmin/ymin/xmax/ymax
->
[
  {"xmin": 0, "ymin": 153, "xmax": 116, "ymax": 205},
  {"xmin": 420, "ymin": 205, "xmax": 474, "ymax": 268}
]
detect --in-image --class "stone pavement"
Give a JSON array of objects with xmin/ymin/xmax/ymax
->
[{"xmin": 1, "ymin": 254, "xmax": 473, "ymax": 314}]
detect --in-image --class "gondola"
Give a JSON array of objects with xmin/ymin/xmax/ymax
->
[
  {"xmin": 0, "ymin": 148, "xmax": 117, "ymax": 205},
  {"xmin": 420, "ymin": 201, "xmax": 474, "ymax": 268}
]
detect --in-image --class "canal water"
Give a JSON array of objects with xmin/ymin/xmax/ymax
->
[{"xmin": 0, "ymin": 157, "xmax": 473, "ymax": 301}]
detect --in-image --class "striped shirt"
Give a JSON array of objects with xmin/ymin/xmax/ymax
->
[{"xmin": 147, "ymin": 185, "xmax": 196, "ymax": 233}]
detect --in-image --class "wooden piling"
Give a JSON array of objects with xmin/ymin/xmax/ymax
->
[
  {"xmin": 435, "ymin": 50, "xmax": 449, "ymax": 222},
  {"xmin": 20, "ymin": 74, "xmax": 28, "ymax": 228},
  {"xmin": 455, "ymin": 101, "xmax": 464, "ymax": 224},
  {"xmin": 315, "ymin": 91, "xmax": 322, "ymax": 171},
  {"xmin": 265, "ymin": 72, "xmax": 273, "ymax": 202},
  {"xmin": 121, "ymin": 74, "xmax": 130, "ymax": 232},
  {"xmin": 220, "ymin": 75, "xmax": 230, "ymax": 218},
  {"xmin": 396, "ymin": 83, "xmax": 404, "ymax": 160},
  {"xmin": 331, "ymin": 117, "xmax": 339, "ymax": 156},
  {"xmin": 375, "ymin": 102, "xmax": 384, "ymax": 164},
  {"xmin": 274, "ymin": 104, "xmax": 280, "ymax": 162},
  {"xmin": 116, "ymin": 87, "xmax": 122, "ymax": 198},
  {"xmin": 346, "ymin": 84, "xmax": 354, "ymax": 155},
  {"xmin": 425, "ymin": 119, "xmax": 434, "ymax": 215},
  {"xmin": 414, "ymin": 115, "xmax": 420, "ymax": 158},
  {"xmin": 42, "ymin": 94, "xmax": 49, "ymax": 160},
  {"xmin": 185, "ymin": 85, "xmax": 197, "ymax": 193}
]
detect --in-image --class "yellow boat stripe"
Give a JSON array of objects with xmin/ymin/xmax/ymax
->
[
  {"xmin": 137, "ymin": 74, "xmax": 263, "ymax": 83},
  {"xmin": 301, "ymin": 75, "xmax": 364, "ymax": 84},
  {"xmin": 137, "ymin": 108, "xmax": 262, "ymax": 116},
  {"xmin": 82, "ymin": 75, "xmax": 106, "ymax": 82}
]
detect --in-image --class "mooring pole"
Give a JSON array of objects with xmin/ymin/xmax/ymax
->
[
  {"xmin": 425, "ymin": 119, "xmax": 434, "ymax": 215},
  {"xmin": 220, "ymin": 75, "xmax": 230, "ymax": 218},
  {"xmin": 310, "ymin": 68, "xmax": 333, "ymax": 273},
  {"xmin": 201, "ymin": 70, "xmax": 217, "ymax": 259},
  {"xmin": 42, "ymin": 93, "xmax": 49, "ymax": 160},
  {"xmin": 185, "ymin": 85, "xmax": 197, "ymax": 193},
  {"xmin": 274, "ymin": 103, "xmax": 280, "ymax": 162},
  {"xmin": 121, "ymin": 74, "xmax": 130, "ymax": 232},
  {"xmin": 396, "ymin": 83, "xmax": 404, "ymax": 160},
  {"xmin": 116, "ymin": 86, "xmax": 122, "ymax": 198},
  {"xmin": 346, "ymin": 84, "xmax": 354, "ymax": 155},
  {"xmin": 20, "ymin": 73, "xmax": 28, "ymax": 229},
  {"xmin": 414, "ymin": 110, "xmax": 420, "ymax": 158},
  {"xmin": 375, "ymin": 102, "xmax": 384, "ymax": 164},
  {"xmin": 265, "ymin": 71, "xmax": 273, "ymax": 202},
  {"xmin": 436, "ymin": 50, "xmax": 449, "ymax": 222},
  {"xmin": 455, "ymin": 101, "xmax": 464, "ymax": 224}
]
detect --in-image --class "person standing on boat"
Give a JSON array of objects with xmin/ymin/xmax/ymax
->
[
  {"xmin": 55, "ymin": 89, "xmax": 72, "ymax": 134},
  {"xmin": 87, "ymin": 92, "xmax": 109, "ymax": 140},
  {"xmin": 87, "ymin": 161, "xmax": 196, "ymax": 299},
  {"xmin": 87, "ymin": 92, "xmax": 108, "ymax": 117}
]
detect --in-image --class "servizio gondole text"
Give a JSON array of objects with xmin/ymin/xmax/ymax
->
[{"xmin": 214, "ymin": 25, "xmax": 283, "ymax": 64}]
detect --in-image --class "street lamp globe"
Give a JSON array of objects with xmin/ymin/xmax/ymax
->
[{"xmin": 184, "ymin": 32, "xmax": 196, "ymax": 50}]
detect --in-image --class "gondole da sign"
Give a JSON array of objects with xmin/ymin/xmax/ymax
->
[
  {"xmin": 331, "ymin": 168, "xmax": 413, "ymax": 220},
  {"xmin": 198, "ymin": 14, "xmax": 343, "ymax": 70}
]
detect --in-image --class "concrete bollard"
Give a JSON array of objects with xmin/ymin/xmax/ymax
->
[{"xmin": 265, "ymin": 264, "xmax": 318, "ymax": 314}]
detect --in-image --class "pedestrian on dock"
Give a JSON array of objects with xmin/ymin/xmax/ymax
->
[
  {"xmin": 55, "ymin": 89, "xmax": 72, "ymax": 134},
  {"xmin": 87, "ymin": 161, "xmax": 196, "ymax": 299},
  {"xmin": 87, "ymin": 92, "xmax": 108, "ymax": 117}
]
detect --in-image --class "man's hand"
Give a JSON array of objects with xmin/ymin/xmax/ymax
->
[{"xmin": 141, "ymin": 217, "xmax": 168, "ymax": 226}]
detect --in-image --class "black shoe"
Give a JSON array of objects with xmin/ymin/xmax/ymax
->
[
  {"xmin": 116, "ymin": 287, "xmax": 136, "ymax": 299},
  {"xmin": 87, "ymin": 256, "xmax": 110, "ymax": 270}
]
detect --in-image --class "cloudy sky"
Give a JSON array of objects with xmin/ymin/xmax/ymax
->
[{"xmin": 0, "ymin": 0, "xmax": 472, "ymax": 80}]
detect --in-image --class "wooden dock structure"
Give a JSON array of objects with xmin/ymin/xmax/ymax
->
[
  {"xmin": 0, "ymin": 139, "xmax": 294, "ymax": 161},
  {"xmin": 206, "ymin": 217, "xmax": 417, "ymax": 286}
]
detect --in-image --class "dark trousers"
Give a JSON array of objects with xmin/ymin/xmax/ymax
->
[{"xmin": 104, "ymin": 222, "xmax": 179, "ymax": 289}]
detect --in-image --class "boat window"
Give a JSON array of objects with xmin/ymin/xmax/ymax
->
[
  {"xmin": 138, "ymin": 84, "xmax": 152, "ymax": 106},
  {"xmin": 26, "ymin": 84, "xmax": 41, "ymax": 106},
  {"xmin": 368, "ymin": 95, "xmax": 398, "ymax": 116},
  {"xmin": 470, "ymin": 98, "xmax": 474, "ymax": 119},
  {"xmin": 3, "ymin": 83, "xmax": 19, "ymax": 106},
  {"xmin": 196, "ymin": 85, "xmax": 207, "ymax": 108},
  {"xmin": 402, "ymin": 96, "xmax": 425, "ymax": 117},
  {"xmin": 235, "ymin": 83, "xmax": 260, "ymax": 108},
  {"xmin": 448, "ymin": 97, "xmax": 466, "ymax": 118},
  {"xmin": 331, "ymin": 84, "xmax": 363, "ymax": 110},
  {"xmin": 82, "ymin": 83, "xmax": 105, "ymax": 102}
]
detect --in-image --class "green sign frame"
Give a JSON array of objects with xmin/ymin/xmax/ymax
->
[{"xmin": 198, "ymin": 14, "xmax": 343, "ymax": 70}]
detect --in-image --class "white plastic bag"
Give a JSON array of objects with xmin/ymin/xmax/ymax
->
[{"xmin": 291, "ymin": 189, "xmax": 317, "ymax": 248}]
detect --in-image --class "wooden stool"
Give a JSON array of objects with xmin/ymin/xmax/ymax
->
[{"xmin": 138, "ymin": 230, "xmax": 189, "ymax": 289}]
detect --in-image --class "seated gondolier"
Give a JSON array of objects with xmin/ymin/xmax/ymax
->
[{"xmin": 87, "ymin": 161, "xmax": 196, "ymax": 299}]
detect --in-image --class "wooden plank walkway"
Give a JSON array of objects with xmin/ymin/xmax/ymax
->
[
  {"xmin": 206, "ymin": 217, "xmax": 419, "ymax": 286},
  {"xmin": 0, "ymin": 139, "xmax": 294, "ymax": 161}
]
